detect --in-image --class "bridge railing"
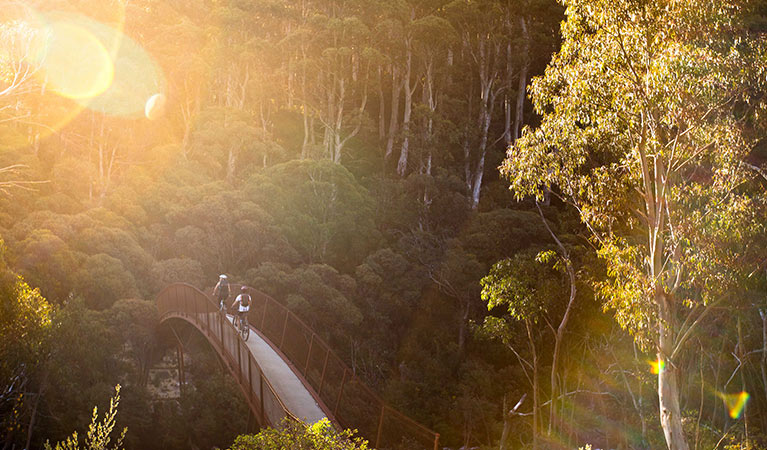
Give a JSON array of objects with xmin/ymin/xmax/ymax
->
[
  {"xmin": 157, "ymin": 283, "xmax": 295, "ymax": 428},
  {"xmin": 232, "ymin": 284, "xmax": 440, "ymax": 450}
]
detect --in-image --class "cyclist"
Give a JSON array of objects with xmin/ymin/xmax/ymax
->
[
  {"xmin": 213, "ymin": 274, "xmax": 230, "ymax": 311},
  {"xmin": 231, "ymin": 286, "xmax": 251, "ymax": 337}
]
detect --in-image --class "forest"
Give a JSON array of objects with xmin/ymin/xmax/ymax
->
[{"xmin": 1, "ymin": 0, "xmax": 766, "ymax": 449}]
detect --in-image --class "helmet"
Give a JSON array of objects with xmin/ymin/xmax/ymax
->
[
  {"xmin": 240, "ymin": 286, "xmax": 248, "ymax": 292},
  {"xmin": 219, "ymin": 274, "xmax": 227, "ymax": 280}
]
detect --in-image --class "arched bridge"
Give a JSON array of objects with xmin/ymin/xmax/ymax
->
[{"xmin": 156, "ymin": 283, "xmax": 439, "ymax": 450}]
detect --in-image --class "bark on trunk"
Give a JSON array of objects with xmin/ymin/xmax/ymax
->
[
  {"xmin": 759, "ymin": 309, "xmax": 767, "ymax": 404},
  {"xmin": 526, "ymin": 320, "xmax": 539, "ymax": 450},
  {"xmin": 499, "ymin": 396, "xmax": 511, "ymax": 450},
  {"xmin": 226, "ymin": 146, "xmax": 237, "ymax": 183},
  {"xmin": 378, "ymin": 66, "xmax": 386, "ymax": 141},
  {"xmin": 301, "ymin": 46, "xmax": 310, "ymax": 159},
  {"xmin": 469, "ymin": 38, "xmax": 499, "ymax": 209},
  {"xmin": 385, "ymin": 65, "xmax": 402, "ymax": 161},
  {"xmin": 513, "ymin": 17, "xmax": 529, "ymax": 141},
  {"xmin": 397, "ymin": 36, "xmax": 416, "ymax": 177},
  {"xmin": 536, "ymin": 203, "xmax": 577, "ymax": 437},
  {"xmin": 658, "ymin": 291, "xmax": 689, "ymax": 450}
]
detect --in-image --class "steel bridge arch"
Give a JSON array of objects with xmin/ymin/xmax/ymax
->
[{"xmin": 156, "ymin": 283, "xmax": 439, "ymax": 450}]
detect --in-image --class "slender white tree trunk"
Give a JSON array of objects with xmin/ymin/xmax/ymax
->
[
  {"xmin": 378, "ymin": 66, "xmax": 386, "ymax": 141},
  {"xmin": 385, "ymin": 65, "xmax": 402, "ymax": 160},
  {"xmin": 513, "ymin": 17, "xmax": 529, "ymax": 141},
  {"xmin": 397, "ymin": 36, "xmax": 416, "ymax": 176}
]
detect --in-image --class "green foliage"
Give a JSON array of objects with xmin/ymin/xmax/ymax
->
[
  {"xmin": 0, "ymin": 239, "xmax": 53, "ymax": 441},
  {"xmin": 502, "ymin": 0, "xmax": 767, "ymax": 341},
  {"xmin": 0, "ymin": 241, "xmax": 53, "ymax": 364},
  {"xmin": 166, "ymin": 189, "xmax": 296, "ymax": 277},
  {"xmin": 247, "ymin": 160, "xmax": 381, "ymax": 271},
  {"xmin": 151, "ymin": 257, "xmax": 205, "ymax": 291},
  {"xmin": 229, "ymin": 418, "xmax": 368, "ymax": 450},
  {"xmin": 247, "ymin": 262, "xmax": 363, "ymax": 332},
  {"xmin": 44, "ymin": 385, "xmax": 126, "ymax": 450},
  {"xmin": 74, "ymin": 254, "xmax": 139, "ymax": 310},
  {"xmin": 481, "ymin": 252, "xmax": 560, "ymax": 322}
]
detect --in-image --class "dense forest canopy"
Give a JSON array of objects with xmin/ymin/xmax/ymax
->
[{"xmin": 0, "ymin": 0, "xmax": 766, "ymax": 449}]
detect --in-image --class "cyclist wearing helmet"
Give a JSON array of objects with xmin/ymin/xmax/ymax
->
[
  {"xmin": 232, "ymin": 286, "xmax": 251, "ymax": 336},
  {"xmin": 213, "ymin": 274, "xmax": 230, "ymax": 310}
]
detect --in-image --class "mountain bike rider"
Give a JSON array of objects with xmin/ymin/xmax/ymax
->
[
  {"xmin": 213, "ymin": 274, "xmax": 230, "ymax": 311},
  {"xmin": 232, "ymin": 285, "xmax": 251, "ymax": 332}
]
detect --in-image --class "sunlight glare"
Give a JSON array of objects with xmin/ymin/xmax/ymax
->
[
  {"xmin": 144, "ymin": 93, "xmax": 166, "ymax": 120},
  {"xmin": 649, "ymin": 358, "xmax": 665, "ymax": 375},
  {"xmin": 717, "ymin": 391, "xmax": 750, "ymax": 419},
  {"xmin": 36, "ymin": 21, "xmax": 114, "ymax": 100}
]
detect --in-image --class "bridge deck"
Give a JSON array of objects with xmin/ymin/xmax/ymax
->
[
  {"xmin": 157, "ymin": 283, "xmax": 440, "ymax": 449},
  {"xmin": 226, "ymin": 312, "xmax": 327, "ymax": 423}
]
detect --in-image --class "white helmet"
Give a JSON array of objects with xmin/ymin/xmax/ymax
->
[{"xmin": 219, "ymin": 274, "xmax": 228, "ymax": 280}]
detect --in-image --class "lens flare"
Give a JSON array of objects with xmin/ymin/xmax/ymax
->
[
  {"xmin": 145, "ymin": 93, "xmax": 166, "ymax": 120},
  {"xmin": 0, "ymin": 2, "xmax": 159, "ymax": 150},
  {"xmin": 37, "ymin": 21, "xmax": 114, "ymax": 100},
  {"xmin": 649, "ymin": 358, "xmax": 665, "ymax": 375},
  {"xmin": 34, "ymin": 12, "xmax": 166, "ymax": 117},
  {"xmin": 717, "ymin": 391, "xmax": 749, "ymax": 419}
]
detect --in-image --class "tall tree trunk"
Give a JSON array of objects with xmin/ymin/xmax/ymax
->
[
  {"xmin": 760, "ymin": 309, "xmax": 767, "ymax": 405},
  {"xmin": 658, "ymin": 291, "xmax": 689, "ymax": 450},
  {"xmin": 378, "ymin": 66, "xmax": 386, "ymax": 141},
  {"xmin": 302, "ymin": 101, "xmax": 310, "ymax": 159},
  {"xmin": 385, "ymin": 65, "xmax": 402, "ymax": 161},
  {"xmin": 502, "ymin": 13, "xmax": 513, "ymax": 144},
  {"xmin": 738, "ymin": 316, "xmax": 749, "ymax": 443},
  {"xmin": 469, "ymin": 38, "xmax": 499, "ymax": 210},
  {"xmin": 526, "ymin": 320, "xmax": 539, "ymax": 450},
  {"xmin": 513, "ymin": 17, "xmax": 529, "ymax": 141},
  {"xmin": 397, "ymin": 36, "xmax": 416, "ymax": 177},
  {"xmin": 499, "ymin": 395, "xmax": 511, "ymax": 450},
  {"xmin": 422, "ymin": 58, "xmax": 436, "ymax": 176},
  {"xmin": 536, "ymin": 203, "xmax": 577, "ymax": 437},
  {"xmin": 301, "ymin": 45, "xmax": 310, "ymax": 159},
  {"xmin": 226, "ymin": 145, "xmax": 237, "ymax": 183}
]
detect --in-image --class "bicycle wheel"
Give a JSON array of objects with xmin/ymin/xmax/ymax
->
[{"xmin": 241, "ymin": 317, "xmax": 250, "ymax": 340}]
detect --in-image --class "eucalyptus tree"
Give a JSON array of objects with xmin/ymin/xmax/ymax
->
[
  {"xmin": 408, "ymin": 12, "xmax": 456, "ymax": 176},
  {"xmin": 0, "ymin": 242, "xmax": 52, "ymax": 450},
  {"xmin": 502, "ymin": 1, "xmax": 767, "ymax": 448},
  {"xmin": 372, "ymin": 3, "xmax": 407, "ymax": 162},
  {"xmin": 445, "ymin": 0, "xmax": 513, "ymax": 209}
]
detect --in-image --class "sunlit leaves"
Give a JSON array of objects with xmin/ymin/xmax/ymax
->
[
  {"xmin": 481, "ymin": 252, "xmax": 559, "ymax": 323},
  {"xmin": 229, "ymin": 418, "xmax": 368, "ymax": 450},
  {"xmin": 502, "ymin": 0, "xmax": 767, "ymax": 348}
]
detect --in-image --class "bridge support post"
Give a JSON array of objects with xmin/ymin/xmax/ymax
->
[
  {"xmin": 247, "ymin": 410, "xmax": 254, "ymax": 434},
  {"xmin": 318, "ymin": 349, "xmax": 329, "ymax": 396},
  {"xmin": 279, "ymin": 310, "xmax": 289, "ymax": 348},
  {"xmin": 334, "ymin": 368, "xmax": 348, "ymax": 417},
  {"xmin": 176, "ymin": 343, "xmax": 185, "ymax": 397},
  {"xmin": 261, "ymin": 297, "xmax": 268, "ymax": 330},
  {"xmin": 259, "ymin": 375, "xmax": 264, "ymax": 420},
  {"xmin": 169, "ymin": 324, "xmax": 186, "ymax": 398},
  {"xmin": 375, "ymin": 405, "xmax": 386, "ymax": 449},
  {"xmin": 237, "ymin": 341, "xmax": 243, "ymax": 383},
  {"xmin": 304, "ymin": 333, "xmax": 315, "ymax": 374}
]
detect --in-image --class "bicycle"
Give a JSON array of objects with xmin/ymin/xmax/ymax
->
[{"xmin": 234, "ymin": 311, "xmax": 250, "ymax": 340}]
